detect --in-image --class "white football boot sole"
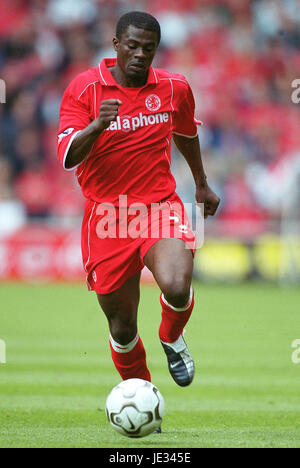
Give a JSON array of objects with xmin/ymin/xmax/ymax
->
[{"xmin": 161, "ymin": 333, "xmax": 194, "ymax": 387}]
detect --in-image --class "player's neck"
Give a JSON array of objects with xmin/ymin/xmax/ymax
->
[{"xmin": 110, "ymin": 65, "xmax": 148, "ymax": 88}]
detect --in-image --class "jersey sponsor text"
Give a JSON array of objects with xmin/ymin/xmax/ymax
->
[{"xmin": 105, "ymin": 112, "xmax": 169, "ymax": 133}]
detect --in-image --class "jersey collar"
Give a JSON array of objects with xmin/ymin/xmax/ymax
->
[{"xmin": 98, "ymin": 58, "xmax": 158, "ymax": 87}]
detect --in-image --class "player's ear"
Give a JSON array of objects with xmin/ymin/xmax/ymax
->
[{"xmin": 112, "ymin": 37, "xmax": 119, "ymax": 52}]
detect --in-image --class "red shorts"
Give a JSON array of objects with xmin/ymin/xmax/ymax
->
[{"xmin": 81, "ymin": 193, "xmax": 196, "ymax": 294}]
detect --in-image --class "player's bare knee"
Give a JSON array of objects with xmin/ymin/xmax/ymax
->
[
  {"xmin": 110, "ymin": 326, "xmax": 137, "ymax": 346},
  {"xmin": 161, "ymin": 276, "xmax": 191, "ymax": 308},
  {"xmin": 110, "ymin": 316, "xmax": 138, "ymax": 345}
]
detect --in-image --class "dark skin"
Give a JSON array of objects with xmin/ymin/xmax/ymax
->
[
  {"xmin": 66, "ymin": 25, "xmax": 220, "ymax": 345},
  {"xmin": 110, "ymin": 25, "xmax": 158, "ymax": 88},
  {"xmin": 64, "ymin": 26, "xmax": 156, "ymax": 168}
]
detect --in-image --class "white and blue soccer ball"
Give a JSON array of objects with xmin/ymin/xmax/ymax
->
[{"xmin": 106, "ymin": 378, "xmax": 165, "ymax": 438}]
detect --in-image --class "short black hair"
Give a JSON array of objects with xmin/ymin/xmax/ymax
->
[{"xmin": 116, "ymin": 11, "xmax": 161, "ymax": 45}]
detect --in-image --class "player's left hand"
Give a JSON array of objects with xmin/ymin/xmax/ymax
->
[{"xmin": 196, "ymin": 184, "xmax": 220, "ymax": 219}]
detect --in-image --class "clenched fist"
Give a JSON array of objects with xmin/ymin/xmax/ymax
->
[
  {"xmin": 95, "ymin": 99, "xmax": 122, "ymax": 131},
  {"xmin": 196, "ymin": 184, "xmax": 220, "ymax": 219}
]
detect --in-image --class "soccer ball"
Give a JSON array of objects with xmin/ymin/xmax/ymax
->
[{"xmin": 105, "ymin": 378, "xmax": 165, "ymax": 438}]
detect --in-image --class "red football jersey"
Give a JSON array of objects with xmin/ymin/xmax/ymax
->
[{"xmin": 57, "ymin": 58, "xmax": 200, "ymax": 206}]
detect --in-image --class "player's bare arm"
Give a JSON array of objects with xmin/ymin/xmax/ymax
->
[
  {"xmin": 173, "ymin": 133, "xmax": 220, "ymax": 218},
  {"xmin": 65, "ymin": 99, "xmax": 122, "ymax": 169}
]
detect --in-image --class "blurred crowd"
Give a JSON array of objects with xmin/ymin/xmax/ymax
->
[{"xmin": 1, "ymin": 0, "xmax": 300, "ymax": 237}]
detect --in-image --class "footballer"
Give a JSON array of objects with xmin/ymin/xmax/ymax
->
[{"xmin": 57, "ymin": 12, "xmax": 220, "ymax": 392}]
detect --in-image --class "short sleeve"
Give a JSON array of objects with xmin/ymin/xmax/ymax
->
[
  {"xmin": 172, "ymin": 80, "xmax": 200, "ymax": 138},
  {"xmin": 57, "ymin": 76, "xmax": 93, "ymax": 171}
]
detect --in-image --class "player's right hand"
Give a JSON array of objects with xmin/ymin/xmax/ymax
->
[{"xmin": 96, "ymin": 99, "xmax": 122, "ymax": 131}]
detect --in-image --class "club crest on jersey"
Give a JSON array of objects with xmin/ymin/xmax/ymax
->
[
  {"xmin": 145, "ymin": 94, "xmax": 161, "ymax": 111},
  {"xmin": 58, "ymin": 128, "xmax": 74, "ymax": 143}
]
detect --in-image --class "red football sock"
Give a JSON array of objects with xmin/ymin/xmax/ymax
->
[
  {"xmin": 109, "ymin": 334, "xmax": 151, "ymax": 382},
  {"xmin": 159, "ymin": 286, "xmax": 194, "ymax": 343}
]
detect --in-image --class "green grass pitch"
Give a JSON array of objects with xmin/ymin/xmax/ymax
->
[{"xmin": 0, "ymin": 281, "xmax": 299, "ymax": 448}]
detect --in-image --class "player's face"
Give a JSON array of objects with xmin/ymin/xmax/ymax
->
[{"xmin": 113, "ymin": 25, "xmax": 158, "ymax": 82}]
